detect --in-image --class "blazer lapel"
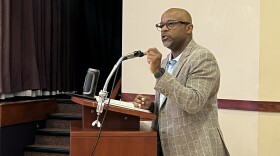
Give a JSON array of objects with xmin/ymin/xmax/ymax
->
[
  {"xmin": 158, "ymin": 40, "xmax": 197, "ymax": 110},
  {"xmin": 172, "ymin": 40, "xmax": 196, "ymax": 77}
]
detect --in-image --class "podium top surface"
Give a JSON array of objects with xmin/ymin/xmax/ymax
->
[{"xmin": 71, "ymin": 96, "xmax": 156, "ymax": 120}]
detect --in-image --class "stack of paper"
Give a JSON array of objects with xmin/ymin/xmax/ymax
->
[{"xmin": 103, "ymin": 98, "xmax": 151, "ymax": 113}]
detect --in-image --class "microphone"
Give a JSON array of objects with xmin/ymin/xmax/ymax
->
[
  {"xmin": 123, "ymin": 50, "xmax": 146, "ymax": 60},
  {"xmin": 92, "ymin": 50, "xmax": 146, "ymax": 128}
]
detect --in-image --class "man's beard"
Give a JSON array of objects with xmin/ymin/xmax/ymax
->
[{"xmin": 162, "ymin": 39, "xmax": 172, "ymax": 48}]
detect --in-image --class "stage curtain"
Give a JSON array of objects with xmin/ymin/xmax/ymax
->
[{"xmin": 0, "ymin": 0, "xmax": 122, "ymax": 99}]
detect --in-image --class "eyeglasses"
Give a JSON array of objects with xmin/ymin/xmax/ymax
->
[{"xmin": 155, "ymin": 20, "xmax": 190, "ymax": 31}]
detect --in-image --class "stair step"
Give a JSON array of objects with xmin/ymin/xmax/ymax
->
[
  {"xmin": 34, "ymin": 135, "xmax": 70, "ymax": 146},
  {"xmin": 46, "ymin": 119, "xmax": 72, "ymax": 129},
  {"xmin": 35, "ymin": 128, "xmax": 70, "ymax": 146},
  {"xmin": 49, "ymin": 113, "xmax": 82, "ymax": 120},
  {"xmin": 46, "ymin": 113, "xmax": 82, "ymax": 129},
  {"xmin": 24, "ymin": 97, "xmax": 83, "ymax": 155},
  {"xmin": 24, "ymin": 145, "xmax": 69, "ymax": 155},
  {"xmin": 57, "ymin": 99, "xmax": 82, "ymax": 114},
  {"xmin": 36, "ymin": 128, "xmax": 70, "ymax": 136}
]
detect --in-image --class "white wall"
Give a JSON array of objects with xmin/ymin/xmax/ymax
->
[
  {"xmin": 122, "ymin": 0, "xmax": 260, "ymax": 101},
  {"xmin": 219, "ymin": 109, "xmax": 259, "ymax": 156},
  {"xmin": 122, "ymin": 0, "xmax": 260, "ymax": 155}
]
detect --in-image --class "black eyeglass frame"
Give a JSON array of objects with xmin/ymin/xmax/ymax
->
[{"xmin": 155, "ymin": 20, "xmax": 190, "ymax": 31}]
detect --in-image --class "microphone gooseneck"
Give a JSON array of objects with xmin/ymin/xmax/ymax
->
[
  {"xmin": 90, "ymin": 50, "xmax": 146, "ymax": 156},
  {"xmin": 93, "ymin": 50, "xmax": 146, "ymax": 128}
]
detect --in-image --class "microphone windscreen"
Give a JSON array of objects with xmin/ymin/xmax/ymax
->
[{"xmin": 83, "ymin": 68, "xmax": 100, "ymax": 97}]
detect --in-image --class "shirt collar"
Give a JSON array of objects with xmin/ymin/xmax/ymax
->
[{"xmin": 168, "ymin": 52, "xmax": 183, "ymax": 62}]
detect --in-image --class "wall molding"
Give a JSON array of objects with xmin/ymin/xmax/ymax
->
[{"xmin": 122, "ymin": 93, "xmax": 280, "ymax": 112}]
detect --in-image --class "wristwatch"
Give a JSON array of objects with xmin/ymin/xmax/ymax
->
[{"xmin": 154, "ymin": 68, "xmax": 165, "ymax": 79}]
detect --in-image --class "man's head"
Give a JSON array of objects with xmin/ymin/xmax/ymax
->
[{"xmin": 156, "ymin": 8, "xmax": 193, "ymax": 53}]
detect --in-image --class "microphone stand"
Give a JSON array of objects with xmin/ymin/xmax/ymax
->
[
  {"xmin": 92, "ymin": 56, "xmax": 125, "ymax": 127},
  {"xmin": 91, "ymin": 50, "xmax": 145, "ymax": 127}
]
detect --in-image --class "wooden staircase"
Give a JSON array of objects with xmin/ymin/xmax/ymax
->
[
  {"xmin": 23, "ymin": 79, "xmax": 121, "ymax": 155},
  {"xmin": 24, "ymin": 98, "xmax": 82, "ymax": 156}
]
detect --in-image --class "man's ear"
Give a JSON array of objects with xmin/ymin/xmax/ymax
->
[{"xmin": 186, "ymin": 24, "xmax": 193, "ymax": 33}]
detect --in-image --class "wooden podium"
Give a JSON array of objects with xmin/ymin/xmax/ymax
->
[{"xmin": 70, "ymin": 96, "xmax": 157, "ymax": 156}]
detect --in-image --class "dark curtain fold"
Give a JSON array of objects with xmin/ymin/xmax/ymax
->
[
  {"xmin": 0, "ymin": 0, "xmax": 12, "ymax": 93},
  {"xmin": 79, "ymin": 0, "xmax": 123, "ymax": 94},
  {"xmin": 0, "ymin": 0, "xmax": 122, "ymax": 96}
]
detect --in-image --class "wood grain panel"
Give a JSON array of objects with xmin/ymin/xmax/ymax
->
[
  {"xmin": 70, "ymin": 121, "xmax": 157, "ymax": 156},
  {"xmin": 0, "ymin": 99, "xmax": 57, "ymax": 127}
]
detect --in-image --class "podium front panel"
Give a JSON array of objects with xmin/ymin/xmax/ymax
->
[
  {"xmin": 70, "ymin": 121, "xmax": 157, "ymax": 156},
  {"xmin": 83, "ymin": 106, "xmax": 140, "ymax": 131}
]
